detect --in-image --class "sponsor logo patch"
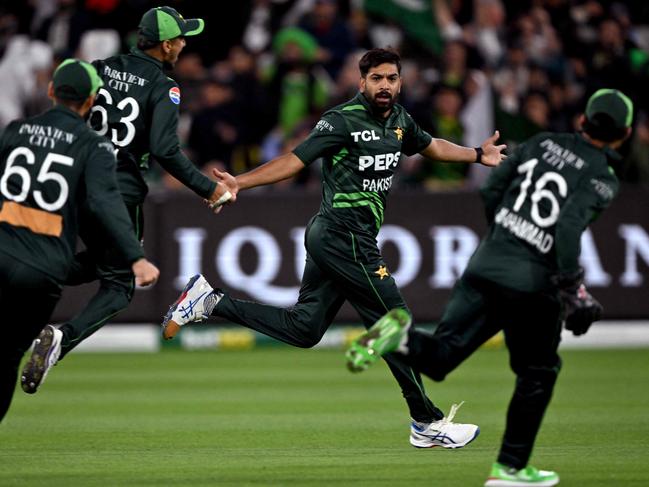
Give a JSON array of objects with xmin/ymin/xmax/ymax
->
[
  {"xmin": 315, "ymin": 119, "xmax": 334, "ymax": 132},
  {"xmin": 169, "ymin": 86, "xmax": 181, "ymax": 105}
]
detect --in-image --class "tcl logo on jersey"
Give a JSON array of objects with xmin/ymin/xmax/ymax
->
[
  {"xmin": 351, "ymin": 130, "xmax": 380, "ymax": 142},
  {"xmin": 169, "ymin": 87, "xmax": 181, "ymax": 105},
  {"xmin": 358, "ymin": 152, "xmax": 401, "ymax": 171}
]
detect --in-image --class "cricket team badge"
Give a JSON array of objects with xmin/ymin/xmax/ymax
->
[{"xmin": 375, "ymin": 265, "xmax": 390, "ymax": 280}]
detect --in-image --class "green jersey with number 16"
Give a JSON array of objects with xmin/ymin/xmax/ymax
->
[
  {"xmin": 90, "ymin": 49, "xmax": 215, "ymax": 204},
  {"xmin": 468, "ymin": 132, "xmax": 619, "ymax": 292}
]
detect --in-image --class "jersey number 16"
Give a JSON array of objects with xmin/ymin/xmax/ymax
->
[{"xmin": 512, "ymin": 158, "xmax": 568, "ymax": 228}]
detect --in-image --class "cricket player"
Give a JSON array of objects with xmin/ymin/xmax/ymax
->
[
  {"xmin": 163, "ymin": 48, "xmax": 506, "ymax": 448},
  {"xmin": 346, "ymin": 88, "xmax": 633, "ymax": 486},
  {"xmin": 21, "ymin": 6, "xmax": 229, "ymax": 393},
  {"xmin": 0, "ymin": 59, "xmax": 159, "ymax": 422}
]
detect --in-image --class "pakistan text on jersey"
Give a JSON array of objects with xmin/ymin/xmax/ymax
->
[
  {"xmin": 539, "ymin": 138, "xmax": 585, "ymax": 170},
  {"xmin": 102, "ymin": 66, "xmax": 149, "ymax": 92},
  {"xmin": 363, "ymin": 176, "xmax": 393, "ymax": 191},
  {"xmin": 495, "ymin": 207, "xmax": 554, "ymax": 254},
  {"xmin": 18, "ymin": 123, "xmax": 75, "ymax": 149}
]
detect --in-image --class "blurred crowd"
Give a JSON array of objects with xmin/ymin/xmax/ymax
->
[{"xmin": 1, "ymin": 0, "xmax": 649, "ymax": 191}]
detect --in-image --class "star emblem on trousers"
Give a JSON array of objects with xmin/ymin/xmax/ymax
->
[
  {"xmin": 394, "ymin": 127, "xmax": 403, "ymax": 141},
  {"xmin": 375, "ymin": 265, "xmax": 389, "ymax": 280}
]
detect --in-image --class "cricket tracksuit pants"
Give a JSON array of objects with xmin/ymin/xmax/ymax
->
[{"xmin": 215, "ymin": 215, "xmax": 444, "ymax": 423}]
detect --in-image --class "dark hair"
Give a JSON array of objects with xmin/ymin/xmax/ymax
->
[
  {"xmin": 137, "ymin": 31, "xmax": 161, "ymax": 51},
  {"xmin": 582, "ymin": 113, "xmax": 627, "ymax": 143},
  {"xmin": 359, "ymin": 48, "xmax": 401, "ymax": 77},
  {"xmin": 54, "ymin": 96, "xmax": 86, "ymax": 110}
]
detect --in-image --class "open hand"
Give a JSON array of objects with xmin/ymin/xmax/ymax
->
[{"xmin": 480, "ymin": 130, "xmax": 507, "ymax": 167}]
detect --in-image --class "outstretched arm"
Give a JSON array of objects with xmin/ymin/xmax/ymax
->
[
  {"xmin": 420, "ymin": 130, "xmax": 506, "ymax": 167},
  {"xmin": 209, "ymin": 112, "xmax": 345, "ymax": 212},
  {"xmin": 236, "ymin": 152, "xmax": 305, "ymax": 190},
  {"xmin": 210, "ymin": 152, "xmax": 305, "ymax": 204}
]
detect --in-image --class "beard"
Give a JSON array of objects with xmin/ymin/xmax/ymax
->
[{"xmin": 364, "ymin": 90, "xmax": 397, "ymax": 115}]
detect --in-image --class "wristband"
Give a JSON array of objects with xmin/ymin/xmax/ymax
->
[{"xmin": 474, "ymin": 147, "xmax": 483, "ymax": 164}]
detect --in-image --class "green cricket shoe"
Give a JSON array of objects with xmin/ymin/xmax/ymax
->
[
  {"xmin": 484, "ymin": 462, "xmax": 560, "ymax": 486},
  {"xmin": 346, "ymin": 308, "xmax": 411, "ymax": 373}
]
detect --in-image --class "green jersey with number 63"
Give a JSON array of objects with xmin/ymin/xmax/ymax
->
[
  {"xmin": 90, "ymin": 49, "xmax": 215, "ymax": 204},
  {"xmin": 293, "ymin": 93, "xmax": 432, "ymax": 237},
  {"xmin": 0, "ymin": 106, "xmax": 144, "ymax": 282},
  {"xmin": 468, "ymin": 132, "xmax": 619, "ymax": 292}
]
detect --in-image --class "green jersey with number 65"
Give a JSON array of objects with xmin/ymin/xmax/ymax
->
[
  {"xmin": 90, "ymin": 49, "xmax": 215, "ymax": 204},
  {"xmin": 293, "ymin": 93, "xmax": 432, "ymax": 238},
  {"xmin": 467, "ymin": 132, "xmax": 619, "ymax": 292},
  {"xmin": 0, "ymin": 106, "xmax": 144, "ymax": 282}
]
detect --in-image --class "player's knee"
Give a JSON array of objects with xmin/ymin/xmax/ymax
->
[
  {"xmin": 99, "ymin": 281, "xmax": 134, "ymax": 310},
  {"xmin": 293, "ymin": 329, "xmax": 323, "ymax": 348},
  {"xmin": 425, "ymin": 343, "xmax": 458, "ymax": 382},
  {"xmin": 295, "ymin": 338, "xmax": 319, "ymax": 348},
  {"xmin": 286, "ymin": 311, "xmax": 328, "ymax": 348},
  {"xmin": 514, "ymin": 362, "xmax": 561, "ymax": 399}
]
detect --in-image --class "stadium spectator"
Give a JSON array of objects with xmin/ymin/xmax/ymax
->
[
  {"xmin": 32, "ymin": 0, "xmax": 90, "ymax": 57},
  {"xmin": 187, "ymin": 77, "xmax": 239, "ymax": 168},
  {"xmin": 407, "ymin": 84, "xmax": 470, "ymax": 190},
  {"xmin": 585, "ymin": 17, "xmax": 635, "ymax": 92},
  {"xmin": 621, "ymin": 111, "xmax": 649, "ymax": 183},
  {"xmin": 0, "ymin": 11, "xmax": 53, "ymax": 129},
  {"xmin": 297, "ymin": 0, "xmax": 357, "ymax": 79},
  {"xmin": 465, "ymin": 0, "xmax": 507, "ymax": 68},
  {"xmin": 265, "ymin": 27, "xmax": 330, "ymax": 138},
  {"xmin": 0, "ymin": 1, "xmax": 648, "ymax": 184}
]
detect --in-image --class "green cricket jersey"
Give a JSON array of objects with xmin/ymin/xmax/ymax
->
[
  {"xmin": 468, "ymin": 132, "xmax": 619, "ymax": 292},
  {"xmin": 293, "ymin": 93, "xmax": 432, "ymax": 237},
  {"xmin": 90, "ymin": 49, "xmax": 216, "ymax": 204},
  {"xmin": 0, "ymin": 105, "xmax": 144, "ymax": 282}
]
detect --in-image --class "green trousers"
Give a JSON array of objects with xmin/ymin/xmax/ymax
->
[
  {"xmin": 406, "ymin": 272, "xmax": 563, "ymax": 468},
  {"xmin": 0, "ymin": 251, "xmax": 61, "ymax": 422},
  {"xmin": 58, "ymin": 203, "xmax": 142, "ymax": 359},
  {"xmin": 215, "ymin": 215, "xmax": 443, "ymax": 422}
]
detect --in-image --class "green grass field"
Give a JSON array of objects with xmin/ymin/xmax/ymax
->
[{"xmin": 1, "ymin": 347, "xmax": 648, "ymax": 486}]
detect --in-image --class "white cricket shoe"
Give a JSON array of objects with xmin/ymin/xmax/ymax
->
[
  {"xmin": 21, "ymin": 325, "xmax": 63, "ymax": 394},
  {"xmin": 162, "ymin": 274, "xmax": 220, "ymax": 340},
  {"xmin": 410, "ymin": 402, "xmax": 480, "ymax": 449}
]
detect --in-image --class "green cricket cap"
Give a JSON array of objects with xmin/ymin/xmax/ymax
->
[
  {"xmin": 53, "ymin": 59, "xmax": 104, "ymax": 101},
  {"xmin": 585, "ymin": 89, "xmax": 634, "ymax": 130},
  {"xmin": 139, "ymin": 6, "xmax": 204, "ymax": 42}
]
